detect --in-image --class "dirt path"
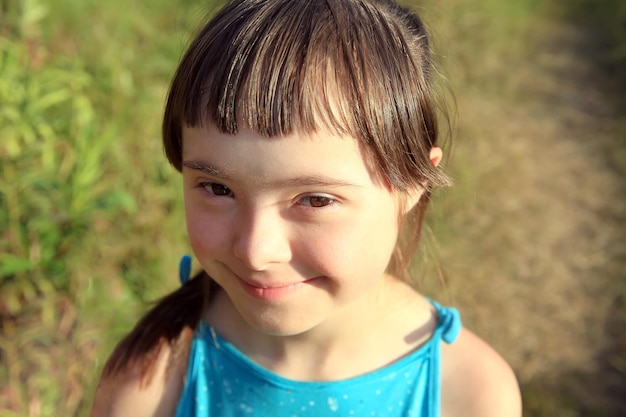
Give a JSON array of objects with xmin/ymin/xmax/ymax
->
[{"xmin": 426, "ymin": 10, "xmax": 626, "ymax": 416}]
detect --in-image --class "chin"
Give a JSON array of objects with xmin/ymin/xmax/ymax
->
[{"xmin": 241, "ymin": 308, "xmax": 324, "ymax": 338}]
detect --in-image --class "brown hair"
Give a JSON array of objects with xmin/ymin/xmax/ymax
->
[{"xmin": 103, "ymin": 0, "xmax": 450, "ymax": 382}]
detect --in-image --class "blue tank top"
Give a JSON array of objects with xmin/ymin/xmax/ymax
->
[{"xmin": 174, "ymin": 301, "xmax": 461, "ymax": 417}]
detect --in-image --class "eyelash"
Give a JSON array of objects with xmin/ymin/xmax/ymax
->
[{"xmin": 197, "ymin": 181, "xmax": 337, "ymax": 209}]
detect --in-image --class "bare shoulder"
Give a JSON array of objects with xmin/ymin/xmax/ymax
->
[
  {"xmin": 440, "ymin": 328, "xmax": 522, "ymax": 417},
  {"xmin": 90, "ymin": 340, "xmax": 187, "ymax": 417}
]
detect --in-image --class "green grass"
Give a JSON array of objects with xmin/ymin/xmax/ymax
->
[
  {"xmin": 0, "ymin": 0, "xmax": 204, "ymax": 414},
  {"xmin": 1, "ymin": 0, "xmax": 625, "ymax": 415}
]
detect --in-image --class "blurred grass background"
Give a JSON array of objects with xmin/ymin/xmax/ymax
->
[{"xmin": 1, "ymin": 0, "xmax": 624, "ymax": 416}]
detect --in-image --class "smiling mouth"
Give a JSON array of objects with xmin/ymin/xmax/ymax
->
[
  {"xmin": 246, "ymin": 280, "xmax": 301, "ymax": 289},
  {"xmin": 238, "ymin": 277, "xmax": 320, "ymax": 301}
]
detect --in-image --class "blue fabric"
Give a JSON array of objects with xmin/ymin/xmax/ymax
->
[{"xmin": 175, "ymin": 301, "xmax": 461, "ymax": 417}]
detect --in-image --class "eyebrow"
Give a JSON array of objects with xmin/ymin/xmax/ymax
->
[
  {"xmin": 182, "ymin": 159, "xmax": 361, "ymax": 189},
  {"xmin": 183, "ymin": 160, "xmax": 228, "ymax": 178}
]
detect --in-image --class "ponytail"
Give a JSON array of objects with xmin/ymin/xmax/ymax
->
[{"xmin": 101, "ymin": 270, "xmax": 211, "ymax": 383}]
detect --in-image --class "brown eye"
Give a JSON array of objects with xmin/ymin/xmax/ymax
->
[
  {"xmin": 301, "ymin": 195, "xmax": 334, "ymax": 208},
  {"xmin": 204, "ymin": 182, "xmax": 232, "ymax": 196}
]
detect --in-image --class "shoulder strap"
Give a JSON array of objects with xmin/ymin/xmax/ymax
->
[
  {"xmin": 429, "ymin": 299, "xmax": 462, "ymax": 344},
  {"xmin": 425, "ymin": 300, "xmax": 462, "ymax": 417}
]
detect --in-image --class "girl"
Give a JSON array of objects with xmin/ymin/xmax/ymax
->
[{"xmin": 92, "ymin": 0, "xmax": 521, "ymax": 416}]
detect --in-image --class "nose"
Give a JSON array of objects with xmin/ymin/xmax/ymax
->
[{"xmin": 232, "ymin": 207, "xmax": 292, "ymax": 271}]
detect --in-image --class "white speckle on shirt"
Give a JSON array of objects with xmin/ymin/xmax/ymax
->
[
  {"xmin": 327, "ymin": 397, "xmax": 339, "ymax": 411},
  {"xmin": 239, "ymin": 403, "xmax": 253, "ymax": 413}
]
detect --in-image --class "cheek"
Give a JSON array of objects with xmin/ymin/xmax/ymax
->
[
  {"xmin": 185, "ymin": 204, "xmax": 229, "ymax": 261},
  {"xmin": 310, "ymin": 210, "xmax": 399, "ymax": 277},
  {"xmin": 356, "ymin": 203, "xmax": 401, "ymax": 267},
  {"xmin": 358, "ymin": 220, "xmax": 399, "ymax": 270}
]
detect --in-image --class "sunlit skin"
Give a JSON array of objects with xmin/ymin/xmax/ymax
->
[{"xmin": 182, "ymin": 124, "xmax": 442, "ymax": 380}]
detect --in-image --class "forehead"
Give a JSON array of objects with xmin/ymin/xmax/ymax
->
[{"xmin": 182, "ymin": 125, "xmax": 388, "ymax": 189}]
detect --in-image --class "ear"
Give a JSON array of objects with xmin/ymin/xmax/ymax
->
[{"xmin": 430, "ymin": 147, "xmax": 443, "ymax": 167}]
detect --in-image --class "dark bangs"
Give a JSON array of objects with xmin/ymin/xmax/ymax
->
[{"xmin": 163, "ymin": 0, "xmax": 450, "ymax": 191}]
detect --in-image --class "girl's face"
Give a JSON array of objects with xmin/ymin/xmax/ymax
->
[{"xmin": 182, "ymin": 124, "xmax": 418, "ymax": 337}]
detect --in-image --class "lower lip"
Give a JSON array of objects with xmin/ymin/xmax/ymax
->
[{"xmin": 239, "ymin": 278, "xmax": 318, "ymax": 302}]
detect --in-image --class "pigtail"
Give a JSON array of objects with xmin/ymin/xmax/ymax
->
[{"xmin": 101, "ymin": 270, "xmax": 211, "ymax": 383}]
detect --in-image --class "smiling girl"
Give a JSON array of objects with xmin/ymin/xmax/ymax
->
[{"xmin": 91, "ymin": 0, "xmax": 521, "ymax": 416}]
